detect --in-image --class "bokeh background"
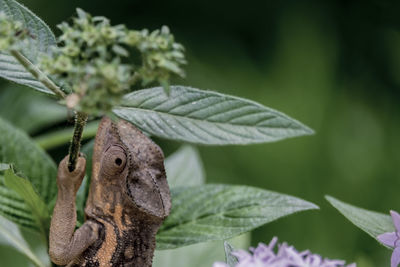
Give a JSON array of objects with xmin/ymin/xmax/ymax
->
[{"xmin": 1, "ymin": 0, "xmax": 400, "ymax": 266}]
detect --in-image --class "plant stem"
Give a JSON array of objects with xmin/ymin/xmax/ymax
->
[
  {"xmin": 10, "ymin": 49, "xmax": 66, "ymax": 99},
  {"xmin": 68, "ymin": 111, "xmax": 88, "ymax": 172},
  {"xmin": 35, "ymin": 120, "xmax": 99, "ymax": 150}
]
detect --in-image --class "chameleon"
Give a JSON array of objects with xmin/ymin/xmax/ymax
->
[{"xmin": 49, "ymin": 117, "xmax": 171, "ymax": 267}]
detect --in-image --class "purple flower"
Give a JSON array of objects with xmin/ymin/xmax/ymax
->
[
  {"xmin": 213, "ymin": 237, "xmax": 356, "ymax": 267},
  {"xmin": 377, "ymin": 210, "xmax": 400, "ymax": 267}
]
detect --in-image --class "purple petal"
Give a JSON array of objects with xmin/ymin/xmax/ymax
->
[
  {"xmin": 378, "ymin": 232, "xmax": 397, "ymax": 247},
  {"xmin": 391, "ymin": 211, "xmax": 400, "ymax": 232},
  {"xmin": 231, "ymin": 250, "xmax": 252, "ymax": 261},
  {"xmin": 392, "ymin": 246, "xmax": 400, "ymax": 267},
  {"xmin": 267, "ymin": 237, "xmax": 278, "ymax": 249},
  {"xmin": 213, "ymin": 237, "xmax": 355, "ymax": 267},
  {"xmin": 212, "ymin": 262, "xmax": 229, "ymax": 267}
]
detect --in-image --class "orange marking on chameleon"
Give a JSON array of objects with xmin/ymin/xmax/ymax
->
[{"xmin": 95, "ymin": 219, "xmax": 117, "ymax": 267}]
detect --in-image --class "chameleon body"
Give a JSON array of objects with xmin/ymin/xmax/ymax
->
[{"xmin": 49, "ymin": 117, "xmax": 171, "ymax": 267}]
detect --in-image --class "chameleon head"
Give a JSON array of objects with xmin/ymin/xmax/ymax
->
[{"xmin": 87, "ymin": 117, "xmax": 171, "ymax": 220}]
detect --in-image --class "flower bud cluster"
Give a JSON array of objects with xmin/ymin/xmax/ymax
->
[{"xmin": 40, "ymin": 8, "xmax": 186, "ymax": 115}]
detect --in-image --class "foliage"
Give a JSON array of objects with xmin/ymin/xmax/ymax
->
[
  {"xmin": 223, "ymin": 241, "xmax": 238, "ymax": 267},
  {"xmin": 4, "ymin": 168, "xmax": 50, "ymax": 240},
  {"xmin": 0, "ymin": 116, "xmax": 57, "ymax": 204},
  {"xmin": 0, "ymin": 85, "xmax": 66, "ymax": 134},
  {"xmin": 157, "ymin": 185, "xmax": 317, "ymax": 249},
  {"xmin": 0, "ymin": 215, "xmax": 46, "ymax": 267},
  {"xmin": 164, "ymin": 145, "xmax": 204, "ymax": 188},
  {"xmin": 6, "ymin": 0, "xmax": 392, "ymax": 266},
  {"xmin": 114, "ymin": 86, "xmax": 313, "ymax": 145},
  {"xmin": 326, "ymin": 196, "xmax": 394, "ymax": 247}
]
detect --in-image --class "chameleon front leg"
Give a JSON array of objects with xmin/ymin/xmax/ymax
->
[{"xmin": 49, "ymin": 156, "xmax": 99, "ymax": 266}]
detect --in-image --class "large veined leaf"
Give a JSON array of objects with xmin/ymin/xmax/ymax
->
[
  {"xmin": 0, "ymin": 85, "xmax": 66, "ymax": 134},
  {"xmin": 0, "ymin": 0, "xmax": 56, "ymax": 94},
  {"xmin": 153, "ymin": 234, "xmax": 249, "ymax": 267},
  {"xmin": 113, "ymin": 86, "xmax": 313, "ymax": 145},
  {"xmin": 4, "ymin": 168, "xmax": 50, "ymax": 239},
  {"xmin": 0, "ymin": 116, "xmax": 57, "ymax": 203},
  {"xmin": 165, "ymin": 145, "xmax": 205, "ymax": 188},
  {"xmin": 0, "ymin": 173, "xmax": 37, "ymax": 229},
  {"xmin": 113, "ymin": 86, "xmax": 314, "ymax": 145},
  {"xmin": 0, "ymin": 215, "xmax": 46, "ymax": 267},
  {"xmin": 156, "ymin": 185, "xmax": 318, "ymax": 249},
  {"xmin": 326, "ymin": 196, "xmax": 394, "ymax": 244}
]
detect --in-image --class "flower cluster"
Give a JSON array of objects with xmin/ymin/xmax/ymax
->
[
  {"xmin": 40, "ymin": 8, "xmax": 186, "ymax": 115},
  {"xmin": 377, "ymin": 210, "xmax": 400, "ymax": 267},
  {"xmin": 0, "ymin": 12, "xmax": 27, "ymax": 51},
  {"xmin": 214, "ymin": 237, "xmax": 356, "ymax": 267}
]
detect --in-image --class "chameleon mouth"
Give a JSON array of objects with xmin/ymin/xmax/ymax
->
[{"xmin": 126, "ymin": 170, "xmax": 170, "ymax": 219}]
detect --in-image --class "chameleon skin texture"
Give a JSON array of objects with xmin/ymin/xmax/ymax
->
[{"xmin": 49, "ymin": 117, "xmax": 171, "ymax": 267}]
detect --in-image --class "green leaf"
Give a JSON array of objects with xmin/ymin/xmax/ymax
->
[
  {"xmin": 156, "ymin": 184, "xmax": 318, "ymax": 249},
  {"xmin": 0, "ymin": 116, "xmax": 57, "ymax": 203},
  {"xmin": 223, "ymin": 241, "xmax": 238, "ymax": 267},
  {"xmin": 35, "ymin": 120, "xmax": 99, "ymax": 150},
  {"xmin": 0, "ymin": 0, "xmax": 57, "ymax": 94},
  {"xmin": 165, "ymin": 145, "xmax": 205, "ymax": 188},
  {"xmin": 0, "ymin": 173, "xmax": 37, "ymax": 229},
  {"xmin": 153, "ymin": 234, "xmax": 250, "ymax": 267},
  {"xmin": 0, "ymin": 85, "xmax": 66, "ymax": 133},
  {"xmin": 4, "ymin": 168, "xmax": 50, "ymax": 239},
  {"xmin": 0, "ymin": 215, "xmax": 46, "ymax": 267},
  {"xmin": 326, "ymin": 196, "xmax": 394, "ymax": 243},
  {"xmin": 113, "ymin": 86, "xmax": 314, "ymax": 145}
]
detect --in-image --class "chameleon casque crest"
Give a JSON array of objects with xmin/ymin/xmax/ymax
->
[{"xmin": 49, "ymin": 117, "xmax": 171, "ymax": 267}]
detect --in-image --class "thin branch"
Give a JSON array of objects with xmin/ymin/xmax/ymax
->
[
  {"xmin": 9, "ymin": 49, "xmax": 66, "ymax": 99},
  {"xmin": 68, "ymin": 111, "xmax": 88, "ymax": 172}
]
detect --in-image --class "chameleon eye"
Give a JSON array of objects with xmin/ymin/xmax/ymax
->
[
  {"xmin": 115, "ymin": 157, "xmax": 123, "ymax": 166},
  {"xmin": 102, "ymin": 145, "xmax": 127, "ymax": 175}
]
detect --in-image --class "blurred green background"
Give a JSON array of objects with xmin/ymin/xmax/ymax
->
[{"xmin": 1, "ymin": 0, "xmax": 400, "ymax": 266}]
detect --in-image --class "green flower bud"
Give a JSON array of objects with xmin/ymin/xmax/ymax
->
[
  {"xmin": 123, "ymin": 30, "xmax": 141, "ymax": 46},
  {"xmin": 100, "ymin": 63, "xmax": 118, "ymax": 81},
  {"xmin": 54, "ymin": 56, "xmax": 73, "ymax": 72},
  {"xmin": 62, "ymin": 44, "xmax": 80, "ymax": 57},
  {"xmin": 82, "ymin": 26, "xmax": 100, "ymax": 46},
  {"xmin": 100, "ymin": 25, "xmax": 117, "ymax": 40},
  {"xmin": 156, "ymin": 36, "xmax": 169, "ymax": 50}
]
